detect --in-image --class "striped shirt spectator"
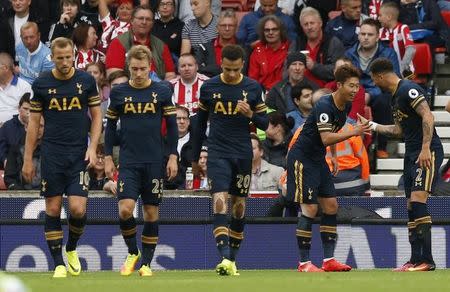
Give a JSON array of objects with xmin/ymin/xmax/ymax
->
[
  {"xmin": 98, "ymin": 0, "xmax": 133, "ymax": 53},
  {"xmin": 181, "ymin": 0, "xmax": 218, "ymax": 54}
]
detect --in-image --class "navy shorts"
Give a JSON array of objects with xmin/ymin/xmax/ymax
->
[
  {"xmin": 40, "ymin": 150, "xmax": 88, "ymax": 197},
  {"xmin": 207, "ymin": 157, "xmax": 252, "ymax": 197},
  {"xmin": 117, "ymin": 163, "xmax": 164, "ymax": 206},
  {"xmin": 403, "ymin": 147, "xmax": 444, "ymax": 198},
  {"xmin": 286, "ymin": 155, "xmax": 335, "ymax": 204}
]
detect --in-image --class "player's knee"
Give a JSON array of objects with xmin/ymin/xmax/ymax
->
[
  {"xmin": 301, "ymin": 204, "xmax": 318, "ymax": 217},
  {"xmin": 214, "ymin": 199, "xmax": 226, "ymax": 214},
  {"xmin": 232, "ymin": 202, "xmax": 245, "ymax": 219},
  {"xmin": 119, "ymin": 207, "xmax": 134, "ymax": 220},
  {"xmin": 411, "ymin": 191, "xmax": 428, "ymax": 203},
  {"xmin": 69, "ymin": 207, "xmax": 86, "ymax": 218}
]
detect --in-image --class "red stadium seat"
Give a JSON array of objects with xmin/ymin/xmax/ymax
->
[
  {"xmin": 246, "ymin": 0, "xmax": 256, "ymax": 11},
  {"xmin": 412, "ymin": 43, "xmax": 432, "ymax": 84},
  {"xmin": 441, "ymin": 11, "xmax": 450, "ymax": 26},
  {"xmin": 222, "ymin": 0, "xmax": 247, "ymax": 11}
]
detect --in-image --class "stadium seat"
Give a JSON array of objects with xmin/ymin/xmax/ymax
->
[
  {"xmin": 441, "ymin": 11, "xmax": 450, "ymax": 26},
  {"xmin": 0, "ymin": 170, "xmax": 6, "ymax": 190},
  {"xmin": 328, "ymin": 10, "xmax": 342, "ymax": 20},
  {"xmin": 412, "ymin": 43, "xmax": 432, "ymax": 84},
  {"xmin": 246, "ymin": 0, "xmax": 256, "ymax": 11},
  {"xmin": 222, "ymin": 0, "xmax": 247, "ymax": 11}
]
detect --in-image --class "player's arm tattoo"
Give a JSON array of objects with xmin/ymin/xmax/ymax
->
[
  {"xmin": 415, "ymin": 100, "xmax": 434, "ymax": 147},
  {"xmin": 376, "ymin": 123, "xmax": 403, "ymax": 138}
]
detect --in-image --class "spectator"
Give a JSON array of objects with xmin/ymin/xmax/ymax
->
[
  {"xmin": 325, "ymin": 0, "xmax": 369, "ymax": 50},
  {"xmin": 194, "ymin": 9, "xmax": 238, "ymax": 77},
  {"xmin": 254, "ymin": 0, "xmax": 296, "ymax": 15},
  {"xmin": 175, "ymin": 0, "xmax": 221, "ymax": 23},
  {"xmin": 86, "ymin": 62, "xmax": 109, "ymax": 105},
  {"xmin": 4, "ymin": 116, "xmax": 44, "ymax": 190},
  {"xmin": 195, "ymin": 145, "xmax": 209, "ymax": 189},
  {"xmin": 325, "ymin": 56, "xmax": 366, "ymax": 124},
  {"xmin": 8, "ymin": 0, "xmax": 51, "ymax": 47},
  {"xmin": 164, "ymin": 105, "xmax": 193, "ymax": 190},
  {"xmin": 263, "ymin": 111, "xmax": 294, "ymax": 168},
  {"xmin": 378, "ymin": 1, "xmax": 416, "ymax": 78},
  {"xmin": 98, "ymin": 0, "xmax": 133, "ymax": 53},
  {"xmin": 345, "ymin": 18, "xmax": 400, "ymax": 158},
  {"xmin": 265, "ymin": 51, "xmax": 318, "ymax": 115},
  {"xmin": 291, "ymin": 6, "xmax": 345, "ymax": 87},
  {"xmin": 286, "ymin": 84, "xmax": 313, "ymax": 133},
  {"xmin": 152, "ymin": 0, "xmax": 184, "ymax": 61},
  {"xmin": 89, "ymin": 144, "xmax": 108, "ymax": 190},
  {"xmin": 176, "ymin": 105, "xmax": 191, "ymax": 156},
  {"xmin": 170, "ymin": 53, "xmax": 209, "ymax": 115},
  {"xmin": 366, "ymin": 0, "xmax": 399, "ymax": 19},
  {"xmin": 15, "ymin": 22, "xmax": 54, "ymax": 85},
  {"xmin": 311, "ymin": 87, "xmax": 333, "ymax": 104},
  {"xmin": 325, "ymin": 123, "xmax": 370, "ymax": 196},
  {"xmin": 248, "ymin": 15, "xmax": 290, "ymax": 91},
  {"xmin": 180, "ymin": 0, "xmax": 218, "ymax": 55},
  {"xmin": 105, "ymin": 5, "xmax": 176, "ymax": 80},
  {"xmin": 0, "ymin": 53, "xmax": 32, "ymax": 124},
  {"xmin": 399, "ymin": 0, "xmax": 447, "ymax": 51},
  {"xmin": 250, "ymin": 133, "xmax": 284, "ymax": 191},
  {"xmin": 0, "ymin": 93, "xmax": 30, "ymax": 168},
  {"xmin": 0, "ymin": 1, "xmax": 14, "ymax": 57},
  {"xmin": 293, "ymin": 0, "xmax": 339, "ymax": 29},
  {"xmin": 237, "ymin": 0, "xmax": 296, "ymax": 48},
  {"xmin": 48, "ymin": 0, "xmax": 97, "ymax": 42},
  {"xmin": 72, "ymin": 23, "xmax": 105, "ymax": 70}
]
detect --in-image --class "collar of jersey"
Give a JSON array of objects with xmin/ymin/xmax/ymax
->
[
  {"xmin": 220, "ymin": 73, "xmax": 243, "ymax": 85},
  {"xmin": 52, "ymin": 67, "xmax": 75, "ymax": 80}
]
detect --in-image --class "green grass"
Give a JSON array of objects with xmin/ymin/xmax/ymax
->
[{"xmin": 8, "ymin": 269, "xmax": 450, "ymax": 292}]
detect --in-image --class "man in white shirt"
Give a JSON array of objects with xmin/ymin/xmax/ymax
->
[
  {"xmin": 0, "ymin": 52, "xmax": 32, "ymax": 124},
  {"xmin": 170, "ymin": 53, "xmax": 209, "ymax": 115}
]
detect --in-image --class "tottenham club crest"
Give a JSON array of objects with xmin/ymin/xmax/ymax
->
[
  {"xmin": 319, "ymin": 113, "xmax": 329, "ymax": 123},
  {"xmin": 408, "ymin": 89, "xmax": 419, "ymax": 99}
]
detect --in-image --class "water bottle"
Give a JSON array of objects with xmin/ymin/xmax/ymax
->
[{"xmin": 185, "ymin": 167, "xmax": 194, "ymax": 190}]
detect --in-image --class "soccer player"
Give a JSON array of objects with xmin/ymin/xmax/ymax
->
[
  {"xmin": 191, "ymin": 44, "xmax": 269, "ymax": 276},
  {"xmin": 104, "ymin": 45, "xmax": 178, "ymax": 277},
  {"xmin": 364, "ymin": 58, "xmax": 443, "ymax": 272},
  {"xmin": 288, "ymin": 64, "xmax": 370, "ymax": 272},
  {"xmin": 22, "ymin": 37, "xmax": 102, "ymax": 278}
]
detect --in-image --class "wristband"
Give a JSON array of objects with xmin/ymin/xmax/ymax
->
[{"xmin": 369, "ymin": 121, "xmax": 378, "ymax": 131}]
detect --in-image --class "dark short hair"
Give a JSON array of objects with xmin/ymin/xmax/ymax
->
[
  {"xmin": 336, "ymin": 56, "xmax": 353, "ymax": 64},
  {"xmin": 19, "ymin": 93, "xmax": 31, "ymax": 107},
  {"xmin": 369, "ymin": 57, "xmax": 394, "ymax": 74},
  {"xmin": 291, "ymin": 84, "xmax": 313, "ymax": 101},
  {"xmin": 176, "ymin": 105, "xmax": 190, "ymax": 117},
  {"xmin": 221, "ymin": 44, "xmax": 245, "ymax": 61},
  {"xmin": 250, "ymin": 133, "xmax": 263, "ymax": 150},
  {"xmin": 361, "ymin": 18, "xmax": 381, "ymax": 32},
  {"xmin": 334, "ymin": 64, "xmax": 361, "ymax": 83},
  {"xmin": 108, "ymin": 70, "xmax": 129, "ymax": 84},
  {"xmin": 60, "ymin": 0, "xmax": 81, "ymax": 12},
  {"xmin": 268, "ymin": 111, "xmax": 294, "ymax": 133}
]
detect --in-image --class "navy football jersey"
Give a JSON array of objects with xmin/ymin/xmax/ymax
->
[
  {"xmin": 290, "ymin": 94, "xmax": 350, "ymax": 161},
  {"xmin": 105, "ymin": 81, "xmax": 176, "ymax": 166},
  {"xmin": 195, "ymin": 75, "xmax": 267, "ymax": 159},
  {"xmin": 392, "ymin": 79, "xmax": 441, "ymax": 153},
  {"xmin": 30, "ymin": 69, "xmax": 99, "ymax": 152}
]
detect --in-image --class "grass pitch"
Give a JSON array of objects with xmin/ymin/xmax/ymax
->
[{"xmin": 10, "ymin": 269, "xmax": 450, "ymax": 292}]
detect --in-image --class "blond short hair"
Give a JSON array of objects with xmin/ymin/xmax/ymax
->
[
  {"xmin": 127, "ymin": 45, "xmax": 153, "ymax": 64},
  {"xmin": 50, "ymin": 37, "xmax": 74, "ymax": 54}
]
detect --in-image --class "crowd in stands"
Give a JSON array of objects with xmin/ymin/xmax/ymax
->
[{"xmin": 0, "ymin": 0, "xmax": 449, "ymax": 198}]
